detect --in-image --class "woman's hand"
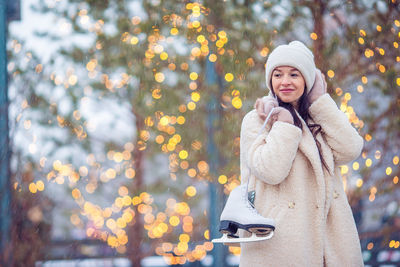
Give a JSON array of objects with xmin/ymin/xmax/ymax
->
[
  {"xmin": 254, "ymin": 94, "xmax": 278, "ymax": 121},
  {"xmin": 254, "ymin": 95, "xmax": 294, "ymax": 126},
  {"xmin": 308, "ymin": 69, "xmax": 327, "ymax": 104},
  {"xmin": 270, "ymin": 107, "xmax": 294, "ymax": 125}
]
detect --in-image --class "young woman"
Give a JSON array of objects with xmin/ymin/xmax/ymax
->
[{"xmin": 239, "ymin": 41, "xmax": 364, "ymax": 266}]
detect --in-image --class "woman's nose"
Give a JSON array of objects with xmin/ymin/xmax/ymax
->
[{"xmin": 281, "ymin": 75, "xmax": 291, "ymax": 85}]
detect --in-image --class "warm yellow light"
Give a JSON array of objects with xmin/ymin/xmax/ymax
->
[
  {"xmin": 359, "ymin": 29, "xmax": 366, "ymax": 36},
  {"xmin": 358, "ymin": 37, "xmax": 364, "ymax": 45},
  {"xmin": 160, "ymin": 116, "xmax": 169, "ymax": 126},
  {"xmin": 160, "ymin": 52, "xmax": 168, "ymax": 60},
  {"xmin": 310, "ymin": 32, "xmax": 318, "ymax": 40},
  {"xmin": 187, "ymin": 102, "xmax": 196, "ymax": 110},
  {"xmin": 154, "ymin": 44, "xmax": 164, "ymax": 54},
  {"xmin": 132, "ymin": 196, "xmax": 141, "ymax": 205},
  {"xmin": 365, "ymin": 134, "xmax": 372, "ymax": 141},
  {"xmin": 218, "ymin": 175, "xmax": 227, "ymax": 184},
  {"xmin": 29, "ymin": 183, "xmax": 37, "ymax": 193},
  {"xmin": 186, "ymin": 186, "xmax": 197, "ymax": 197},
  {"xmin": 216, "ymin": 40, "xmax": 224, "ymax": 48},
  {"xmin": 188, "ymin": 168, "xmax": 197, "ymax": 177},
  {"xmin": 113, "ymin": 152, "xmax": 123, "ymax": 163},
  {"xmin": 232, "ymin": 97, "xmax": 242, "ymax": 109},
  {"xmin": 177, "ymin": 116, "xmax": 185, "ymax": 125},
  {"xmin": 36, "ymin": 180, "xmax": 45, "ymax": 191},
  {"xmin": 192, "ymin": 21, "xmax": 200, "ymax": 28},
  {"xmin": 197, "ymin": 35, "xmax": 206, "ymax": 43},
  {"xmin": 327, "ymin": 70, "xmax": 335, "ymax": 78},
  {"xmin": 356, "ymin": 178, "xmax": 363, "ymax": 188},
  {"xmin": 170, "ymin": 27, "xmax": 179, "ymax": 35},
  {"xmin": 68, "ymin": 75, "xmax": 78, "ymax": 86},
  {"xmin": 130, "ymin": 36, "xmax": 139, "ymax": 45},
  {"xmin": 225, "ymin": 73, "xmax": 234, "ymax": 82},
  {"xmin": 204, "ymin": 230, "xmax": 209, "ymax": 240},
  {"xmin": 209, "ymin": 54, "xmax": 217, "ymax": 62},
  {"xmin": 361, "ymin": 76, "xmax": 368, "ymax": 84},
  {"xmin": 376, "ymin": 25, "xmax": 382, "ymax": 31},
  {"xmin": 340, "ymin": 165, "xmax": 349, "ymax": 174},
  {"xmin": 179, "ymin": 150, "xmax": 188, "ymax": 159},
  {"xmin": 218, "ymin": 31, "xmax": 227, "ymax": 39},
  {"xmin": 169, "ymin": 216, "xmax": 180, "ymax": 226},
  {"xmin": 369, "ymin": 194, "xmax": 375, "ymax": 202},
  {"xmin": 189, "ymin": 72, "xmax": 198, "ymax": 80},
  {"xmin": 370, "ymin": 187, "xmax": 377, "ymax": 194},
  {"xmin": 375, "ymin": 150, "xmax": 381, "ymax": 160},
  {"xmin": 152, "ymin": 88, "xmax": 162, "ymax": 99},
  {"xmin": 71, "ymin": 188, "xmax": 81, "ymax": 199},
  {"xmin": 155, "ymin": 72, "xmax": 165, "ymax": 83},
  {"xmin": 198, "ymin": 161, "xmax": 209, "ymax": 173},
  {"xmin": 352, "ymin": 162, "xmax": 359, "ymax": 170},
  {"xmin": 393, "ymin": 176, "xmax": 399, "ymax": 184},
  {"xmin": 105, "ymin": 168, "xmax": 116, "ymax": 179},
  {"xmin": 191, "ymin": 92, "xmax": 200, "ymax": 102},
  {"xmin": 189, "ymin": 81, "xmax": 197, "ymax": 90},
  {"xmin": 118, "ymin": 186, "xmax": 129, "ymax": 196},
  {"xmin": 386, "ymin": 167, "xmax": 392, "ymax": 175},
  {"xmin": 365, "ymin": 158, "xmax": 372, "ymax": 167},
  {"xmin": 125, "ymin": 168, "xmax": 136, "ymax": 179}
]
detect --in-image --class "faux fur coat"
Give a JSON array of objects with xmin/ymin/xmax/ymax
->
[{"xmin": 239, "ymin": 94, "xmax": 364, "ymax": 267}]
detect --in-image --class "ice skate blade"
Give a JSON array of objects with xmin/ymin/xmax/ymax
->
[{"xmin": 212, "ymin": 231, "xmax": 274, "ymax": 244}]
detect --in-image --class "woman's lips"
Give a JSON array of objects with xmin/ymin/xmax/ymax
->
[{"xmin": 280, "ymin": 89, "xmax": 294, "ymax": 93}]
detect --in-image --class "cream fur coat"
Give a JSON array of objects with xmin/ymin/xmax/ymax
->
[{"xmin": 239, "ymin": 94, "xmax": 364, "ymax": 267}]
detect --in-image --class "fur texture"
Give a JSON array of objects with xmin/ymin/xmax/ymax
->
[{"xmin": 239, "ymin": 94, "xmax": 364, "ymax": 267}]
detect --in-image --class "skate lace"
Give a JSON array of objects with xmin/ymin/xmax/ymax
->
[{"xmin": 241, "ymin": 185, "xmax": 260, "ymax": 215}]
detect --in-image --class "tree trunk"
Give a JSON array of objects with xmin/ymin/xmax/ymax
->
[
  {"xmin": 127, "ymin": 110, "xmax": 145, "ymax": 267},
  {"xmin": 311, "ymin": 0, "xmax": 326, "ymax": 71}
]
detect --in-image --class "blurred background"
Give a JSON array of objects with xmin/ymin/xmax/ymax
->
[{"xmin": 0, "ymin": 0, "xmax": 399, "ymax": 266}]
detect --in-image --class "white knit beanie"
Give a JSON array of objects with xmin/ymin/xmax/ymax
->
[{"xmin": 265, "ymin": 40, "xmax": 316, "ymax": 93}]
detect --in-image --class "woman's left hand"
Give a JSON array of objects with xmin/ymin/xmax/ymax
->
[{"xmin": 308, "ymin": 69, "xmax": 327, "ymax": 103}]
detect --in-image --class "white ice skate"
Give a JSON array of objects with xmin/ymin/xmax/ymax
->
[
  {"xmin": 212, "ymin": 184, "xmax": 275, "ymax": 244},
  {"xmin": 212, "ymin": 107, "xmax": 278, "ymax": 244}
]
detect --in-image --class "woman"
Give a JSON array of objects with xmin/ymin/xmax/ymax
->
[{"xmin": 239, "ymin": 41, "xmax": 364, "ymax": 266}]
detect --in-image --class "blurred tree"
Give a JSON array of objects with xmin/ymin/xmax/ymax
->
[{"xmin": 7, "ymin": 0, "xmax": 400, "ymax": 266}]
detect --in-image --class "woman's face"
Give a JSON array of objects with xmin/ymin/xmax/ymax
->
[{"xmin": 271, "ymin": 66, "xmax": 305, "ymax": 108}]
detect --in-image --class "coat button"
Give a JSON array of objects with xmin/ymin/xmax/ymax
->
[
  {"xmin": 316, "ymin": 204, "xmax": 319, "ymax": 209},
  {"xmin": 288, "ymin": 201, "xmax": 295, "ymax": 209},
  {"xmin": 333, "ymin": 191, "xmax": 339, "ymax": 199}
]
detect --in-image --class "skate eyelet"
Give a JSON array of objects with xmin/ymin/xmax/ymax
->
[{"xmin": 288, "ymin": 201, "xmax": 295, "ymax": 209}]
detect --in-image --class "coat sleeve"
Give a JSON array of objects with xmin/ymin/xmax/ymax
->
[
  {"xmin": 240, "ymin": 110, "xmax": 302, "ymax": 185},
  {"xmin": 308, "ymin": 94, "xmax": 364, "ymax": 165}
]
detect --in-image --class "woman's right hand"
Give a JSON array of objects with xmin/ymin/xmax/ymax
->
[
  {"xmin": 255, "ymin": 95, "xmax": 294, "ymax": 126},
  {"xmin": 269, "ymin": 107, "xmax": 294, "ymax": 125},
  {"xmin": 254, "ymin": 94, "xmax": 278, "ymax": 121}
]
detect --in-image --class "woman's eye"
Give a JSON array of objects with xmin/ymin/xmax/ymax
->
[
  {"xmin": 273, "ymin": 73, "xmax": 281, "ymax": 77},
  {"xmin": 291, "ymin": 73, "xmax": 299, "ymax": 77}
]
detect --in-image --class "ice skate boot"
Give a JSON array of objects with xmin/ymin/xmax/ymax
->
[{"xmin": 212, "ymin": 184, "xmax": 275, "ymax": 244}]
